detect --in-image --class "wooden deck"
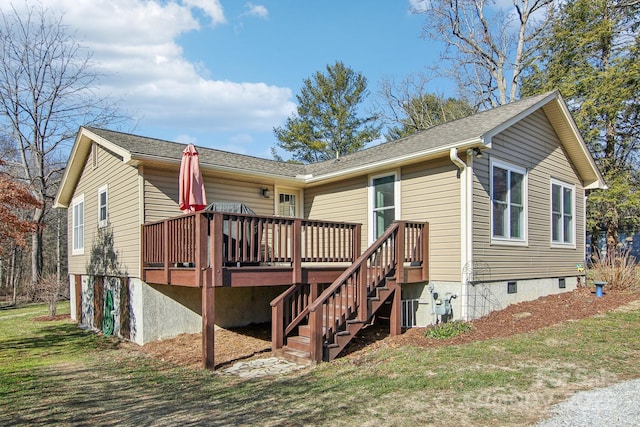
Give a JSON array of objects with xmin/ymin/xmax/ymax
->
[
  {"xmin": 141, "ymin": 211, "xmax": 362, "ymax": 288},
  {"xmin": 140, "ymin": 211, "xmax": 429, "ymax": 369}
]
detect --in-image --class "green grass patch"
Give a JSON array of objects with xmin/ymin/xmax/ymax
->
[
  {"xmin": 1, "ymin": 301, "xmax": 640, "ymax": 426},
  {"xmin": 424, "ymin": 320, "xmax": 472, "ymax": 339}
]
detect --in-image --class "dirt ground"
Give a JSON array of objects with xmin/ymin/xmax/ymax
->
[{"xmin": 136, "ymin": 286, "xmax": 640, "ymax": 369}]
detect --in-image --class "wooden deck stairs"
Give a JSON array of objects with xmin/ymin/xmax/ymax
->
[
  {"xmin": 278, "ymin": 277, "xmax": 397, "ymax": 364},
  {"xmin": 271, "ymin": 221, "xmax": 428, "ymax": 365}
]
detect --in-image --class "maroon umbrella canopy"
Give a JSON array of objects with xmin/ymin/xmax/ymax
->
[{"xmin": 178, "ymin": 144, "xmax": 207, "ymax": 213}]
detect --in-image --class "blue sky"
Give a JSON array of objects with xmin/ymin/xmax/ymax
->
[{"xmin": 19, "ymin": 1, "xmax": 446, "ymax": 159}]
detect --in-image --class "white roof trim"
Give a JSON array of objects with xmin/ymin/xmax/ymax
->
[{"xmin": 304, "ymin": 138, "xmax": 484, "ymax": 183}]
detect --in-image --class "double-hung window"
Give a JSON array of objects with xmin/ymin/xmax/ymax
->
[
  {"xmin": 491, "ymin": 160, "xmax": 526, "ymax": 243},
  {"xmin": 98, "ymin": 184, "xmax": 108, "ymax": 228},
  {"xmin": 72, "ymin": 194, "xmax": 85, "ymax": 255},
  {"xmin": 371, "ymin": 173, "xmax": 398, "ymax": 240},
  {"xmin": 551, "ymin": 179, "xmax": 574, "ymax": 245}
]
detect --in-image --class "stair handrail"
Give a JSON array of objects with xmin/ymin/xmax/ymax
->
[
  {"xmin": 306, "ymin": 221, "xmax": 428, "ymax": 362},
  {"xmin": 306, "ymin": 220, "xmax": 429, "ymax": 313},
  {"xmin": 307, "ymin": 222, "xmax": 401, "ymax": 314},
  {"xmin": 306, "ymin": 222, "xmax": 406, "ymax": 362}
]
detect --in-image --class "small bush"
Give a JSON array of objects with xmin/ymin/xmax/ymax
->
[
  {"xmin": 34, "ymin": 275, "xmax": 66, "ymax": 317},
  {"xmin": 588, "ymin": 244, "xmax": 639, "ymax": 291},
  {"xmin": 425, "ymin": 321, "xmax": 472, "ymax": 339}
]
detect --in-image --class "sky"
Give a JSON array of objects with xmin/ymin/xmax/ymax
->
[{"xmin": 10, "ymin": 0, "xmax": 445, "ymax": 159}]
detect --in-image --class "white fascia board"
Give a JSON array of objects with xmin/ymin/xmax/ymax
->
[
  {"xmin": 304, "ymin": 138, "xmax": 484, "ymax": 184},
  {"xmin": 82, "ymin": 128, "xmax": 132, "ymax": 163},
  {"xmin": 553, "ymin": 96, "xmax": 607, "ymax": 190},
  {"xmin": 54, "ymin": 130, "xmax": 85, "ymax": 208}
]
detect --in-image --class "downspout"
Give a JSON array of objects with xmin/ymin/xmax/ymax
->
[{"xmin": 449, "ymin": 148, "xmax": 473, "ymax": 321}]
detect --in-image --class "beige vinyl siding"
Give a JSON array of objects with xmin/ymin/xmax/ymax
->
[
  {"xmin": 68, "ymin": 143, "xmax": 140, "ymax": 276},
  {"xmin": 143, "ymin": 166, "xmax": 182, "ymax": 222},
  {"xmin": 304, "ymin": 162, "xmax": 461, "ymax": 281},
  {"xmin": 143, "ymin": 167, "xmax": 276, "ymax": 223},
  {"xmin": 473, "ymin": 109, "xmax": 585, "ymax": 280},
  {"xmin": 304, "ymin": 176, "xmax": 368, "ymax": 250},
  {"xmin": 402, "ymin": 159, "xmax": 461, "ymax": 281}
]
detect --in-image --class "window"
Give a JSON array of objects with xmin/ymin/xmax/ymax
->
[
  {"xmin": 491, "ymin": 160, "xmax": 526, "ymax": 242},
  {"xmin": 278, "ymin": 193, "xmax": 296, "ymax": 217},
  {"xmin": 98, "ymin": 185, "xmax": 108, "ymax": 228},
  {"xmin": 371, "ymin": 173, "xmax": 397, "ymax": 239},
  {"xmin": 551, "ymin": 179, "xmax": 574, "ymax": 245},
  {"xmin": 72, "ymin": 194, "xmax": 84, "ymax": 255}
]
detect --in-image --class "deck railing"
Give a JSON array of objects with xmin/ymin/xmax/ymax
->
[{"xmin": 141, "ymin": 211, "xmax": 362, "ymax": 286}]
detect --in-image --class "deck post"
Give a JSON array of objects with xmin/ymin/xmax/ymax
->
[
  {"xmin": 396, "ymin": 222, "xmax": 405, "ymax": 284},
  {"xmin": 211, "ymin": 213, "xmax": 223, "ymax": 286},
  {"xmin": 163, "ymin": 220, "xmax": 170, "ymax": 284},
  {"xmin": 271, "ymin": 299, "xmax": 284, "ymax": 351},
  {"xmin": 309, "ymin": 308, "xmax": 323, "ymax": 363},
  {"xmin": 195, "ymin": 213, "xmax": 208, "ymax": 288},
  {"xmin": 390, "ymin": 282, "xmax": 401, "ymax": 336},
  {"xmin": 292, "ymin": 219, "xmax": 302, "ymax": 284},
  {"xmin": 202, "ymin": 273, "xmax": 215, "ymax": 369},
  {"xmin": 357, "ymin": 266, "xmax": 367, "ymax": 322},
  {"xmin": 421, "ymin": 223, "xmax": 429, "ymax": 281},
  {"xmin": 310, "ymin": 283, "xmax": 319, "ymax": 302},
  {"xmin": 353, "ymin": 224, "xmax": 362, "ymax": 259}
]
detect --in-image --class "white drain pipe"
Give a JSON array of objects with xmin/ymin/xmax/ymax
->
[{"xmin": 450, "ymin": 148, "xmax": 473, "ymax": 321}]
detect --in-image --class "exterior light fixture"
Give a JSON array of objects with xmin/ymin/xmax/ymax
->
[{"xmin": 262, "ymin": 188, "xmax": 270, "ymax": 198}]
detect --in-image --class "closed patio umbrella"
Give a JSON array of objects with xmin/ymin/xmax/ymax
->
[{"xmin": 179, "ymin": 144, "xmax": 207, "ymax": 213}]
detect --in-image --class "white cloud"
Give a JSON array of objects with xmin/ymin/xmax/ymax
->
[
  {"xmin": 182, "ymin": 0, "xmax": 226, "ymax": 24},
  {"xmin": 8, "ymin": 0, "xmax": 295, "ymax": 148},
  {"xmin": 243, "ymin": 3, "xmax": 268, "ymax": 19},
  {"xmin": 408, "ymin": 0, "xmax": 429, "ymax": 13}
]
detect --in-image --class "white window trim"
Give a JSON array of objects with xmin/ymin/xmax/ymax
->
[
  {"xmin": 550, "ymin": 178, "xmax": 576, "ymax": 248},
  {"xmin": 490, "ymin": 159, "xmax": 528, "ymax": 246},
  {"xmin": 368, "ymin": 170, "xmax": 401, "ymax": 244},
  {"xmin": 72, "ymin": 194, "xmax": 85, "ymax": 255},
  {"xmin": 98, "ymin": 184, "xmax": 108, "ymax": 228}
]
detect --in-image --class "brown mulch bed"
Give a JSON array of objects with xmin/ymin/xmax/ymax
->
[
  {"xmin": 351, "ymin": 287, "xmax": 640, "ymax": 354},
  {"xmin": 137, "ymin": 287, "xmax": 640, "ymax": 369}
]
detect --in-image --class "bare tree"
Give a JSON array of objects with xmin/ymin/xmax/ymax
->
[
  {"xmin": 0, "ymin": 3, "xmax": 126, "ymax": 288},
  {"xmin": 412, "ymin": 0, "xmax": 554, "ymax": 108},
  {"xmin": 375, "ymin": 73, "xmax": 476, "ymax": 141}
]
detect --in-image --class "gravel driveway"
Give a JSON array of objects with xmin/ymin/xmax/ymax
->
[{"xmin": 535, "ymin": 378, "xmax": 640, "ymax": 426}]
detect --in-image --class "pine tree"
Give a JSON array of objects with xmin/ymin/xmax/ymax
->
[{"xmin": 273, "ymin": 62, "xmax": 380, "ymax": 163}]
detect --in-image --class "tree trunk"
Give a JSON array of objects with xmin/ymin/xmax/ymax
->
[
  {"xmin": 31, "ymin": 206, "xmax": 45, "ymax": 290},
  {"xmin": 11, "ymin": 249, "xmax": 17, "ymax": 306}
]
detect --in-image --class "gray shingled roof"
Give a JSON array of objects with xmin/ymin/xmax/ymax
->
[
  {"xmin": 87, "ymin": 91, "xmax": 555, "ymax": 179},
  {"xmin": 85, "ymin": 127, "xmax": 307, "ymax": 178},
  {"xmin": 306, "ymin": 91, "xmax": 554, "ymax": 176}
]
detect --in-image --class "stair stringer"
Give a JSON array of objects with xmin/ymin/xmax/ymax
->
[{"xmin": 325, "ymin": 276, "xmax": 398, "ymax": 361}]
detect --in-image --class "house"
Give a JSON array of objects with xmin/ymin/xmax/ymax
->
[{"xmin": 54, "ymin": 90, "xmax": 606, "ymax": 367}]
